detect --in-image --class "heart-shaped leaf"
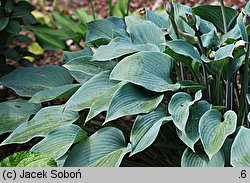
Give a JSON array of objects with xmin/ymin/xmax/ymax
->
[
  {"xmin": 199, "ymin": 109, "xmax": 237, "ymax": 159},
  {"xmin": 130, "ymin": 104, "xmax": 171, "ymax": 156},
  {"xmin": 125, "ymin": 16, "xmax": 166, "ymax": 51},
  {"xmin": 0, "ymin": 99, "xmax": 41, "ymax": 135},
  {"xmin": 0, "ymin": 151, "xmax": 57, "ymax": 167},
  {"xmin": 64, "ymin": 127, "xmax": 130, "ymax": 167},
  {"xmin": 31, "ymin": 124, "xmax": 87, "ymax": 160},
  {"xmin": 168, "ymin": 90, "xmax": 202, "ymax": 131},
  {"xmin": 1, "ymin": 105, "xmax": 79, "ymax": 146},
  {"xmin": 0, "ymin": 66, "xmax": 73, "ymax": 97},
  {"xmin": 92, "ymin": 37, "xmax": 160, "ymax": 61},
  {"xmin": 63, "ymin": 56, "xmax": 117, "ymax": 83},
  {"xmin": 231, "ymin": 126, "xmax": 250, "ymax": 167},
  {"xmin": 181, "ymin": 147, "xmax": 225, "ymax": 167},
  {"xmin": 106, "ymin": 83, "xmax": 164, "ymax": 123},
  {"xmin": 29, "ymin": 84, "xmax": 81, "ymax": 103},
  {"xmin": 110, "ymin": 51, "xmax": 180, "ymax": 92},
  {"xmin": 177, "ymin": 100, "xmax": 211, "ymax": 151},
  {"xmin": 65, "ymin": 71, "xmax": 117, "ymax": 111}
]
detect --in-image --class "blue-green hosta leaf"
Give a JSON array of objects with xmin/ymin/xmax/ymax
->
[
  {"xmin": 0, "ymin": 105, "xmax": 79, "ymax": 146},
  {"xmin": 29, "ymin": 84, "xmax": 81, "ymax": 103},
  {"xmin": 0, "ymin": 66, "xmax": 73, "ymax": 97},
  {"xmin": 31, "ymin": 124, "xmax": 87, "ymax": 160},
  {"xmin": 64, "ymin": 127, "xmax": 130, "ymax": 167},
  {"xmin": 130, "ymin": 104, "xmax": 171, "ymax": 156},
  {"xmin": 145, "ymin": 8, "xmax": 169, "ymax": 28},
  {"xmin": 193, "ymin": 5, "xmax": 238, "ymax": 33},
  {"xmin": 0, "ymin": 99, "xmax": 41, "ymax": 135},
  {"xmin": 63, "ymin": 48, "xmax": 93, "ymax": 62},
  {"xmin": 85, "ymin": 82, "xmax": 126, "ymax": 123},
  {"xmin": 172, "ymin": 1, "xmax": 195, "ymax": 36},
  {"xmin": 125, "ymin": 16, "xmax": 166, "ymax": 51},
  {"xmin": 231, "ymin": 126, "xmax": 250, "ymax": 167},
  {"xmin": 106, "ymin": 83, "xmax": 164, "ymax": 123},
  {"xmin": 86, "ymin": 17, "xmax": 127, "ymax": 45},
  {"xmin": 181, "ymin": 147, "xmax": 225, "ymax": 167},
  {"xmin": 177, "ymin": 100, "xmax": 211, "ymax": 151},
  {"xmin": 204, "ymin": 44, "xmax": 235, "ymax": 75},
  {"xmin": 92, "ymin": 37, "xmax": 160, "ymax": 61},
  {"xmin": 214, "ymin": 44, "xmax": 234, "ymax": 60},
  {"xmin": 63, "ymin": 56, "xmax": 117, "ymax": 83},
  {"xmin": 110, "ymin": 51, "xmax": 180, "ymax": 92},
  {"xmin": 65, "ymin": 71, "xmax": 117, "ymax": 111},
  {"xmin": 0, "ymin": 151, "xmax": 57, "ymax": 167},
  {"xmin": 237, "ymin": 12, "xmax": 248, "ymax": 42},
  {"xmin": 168, "ymin": 90, "xmax": 202, "ymax": 131},
  {"xmin": 201, "ymin": 30, "xmax": 218, "ymax": 47},
  {"xmin": 199, "ymin": 110, "xmax": 237, "ymax": 159},
  {"xmin": 165, "ymin": 40, "xmax": 202, "ymax": 63}
]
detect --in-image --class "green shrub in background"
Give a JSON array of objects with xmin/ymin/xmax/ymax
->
[
  {"xmin": 1, "ymin": 0, "xmax": 250, "ymax": 167},
  {"xmin": 0, "ymin": 0, "xmax": 37, "ymax": 76}
]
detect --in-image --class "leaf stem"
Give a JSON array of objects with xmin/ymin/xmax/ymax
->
[
  {"xmin": 219, "ymin": 0, "xmax": 228, "ymax": 33},
  {"xmin": 195, "ymin": 27, "xmax": 211, "ymax": 103},
  {"xmin": 88, "ymin": 0, "xmax": 96, "ymax": 20},
  {"xmin": 169, "ymin": 16, "xmax": 187, "ymax": 81},
  {"xmin": 243, "ymin": 38, "xmax": 250, "ymax": 127},
  {"xmin": 226, "ymin": 59, "xmax": 233, "ymax": 110},
  {"xmin": 126, "ymin": 0, "xmax": 130, "ymax": 16}
]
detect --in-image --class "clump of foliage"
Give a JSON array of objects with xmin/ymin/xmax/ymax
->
[
  {"xmin": 0, "ymin": 0, "xmax": 38, "ymax": 76},
  {"xmin": 1, "ymin": 0, "xmax": 250, "ymax": 167}
]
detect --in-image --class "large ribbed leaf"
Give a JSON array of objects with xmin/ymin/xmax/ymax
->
[
  {"xmin": 110, "ymin": 51, "xmax": 180, "ymax": 92},
  {"xmin": 145, "ymin": 8, "xmax": 169, "ymax": 28},
  {"xmin": 29, "ymin": 84, "xmax": 81, "ymax": 103},
  {"xmin": 105, "ymin": 83, "xmax": 164, "ymax": 123},
  {"xmin": 31, "ymin": 125, "xmax": 87, "ymax": 160},
  {"xmin": 0, "ymin": 105, "xmax": 79, "ymax": 146},
  {"xmin": 85, "ymin": 82, "xmax": 125, "ymax": 123},
  {"xmin": 86, "ymin": 17, "xmax": 127, "ymax": 45},
  {"xmin": 193, "ymin": 5, "xmax": 238, "ymax": 33},
  {"xmin": 168, "ymin": 90, "xmax": 202, "ymax": 131},
  {"xmin": 64, "ymin": 127, "xmax": 130, "ymax": 167},
  {"xmin": 0, "ymin": 99, "xmax": 41, "ymax": 135},
  {"xmin": 65, "ymin": 71, "xmax": 117, "ymax": 111},
  {"xmin": 165, "ymin": 40, "xmax": 202, "ymax": 63},
  {"xmin": 0, "ymin": 151, "xmax": 57, "ymax": 167},
  {"xmin": 0, "ymin": 66, "xmax": 73, "ymax": 97},
  {"xmin": 177, "ymin": 100, "xmax": 211, "ymax": 151},
  {"xmin": 231, "ymin": 126, "xmax": 250, "ymax": 167},
  {"xmin": 199, "ymin": 110, "xmax": 237, "ymax": 159},
  {"xmin": 63, "ymin": 56, "xmax": 117, "ymax": 83},
  {"xmin": 125, "ymin": 16, "xmax": 166, "ymax": 51},
  {"xmin": 92, "ymin": 37, "xmax": 160, "ymax": 61},
  {"xmin": 181, "ymin": 147, "xmax": 225, "ymax": 167},
  {"xmin": 130, "ymin": 104, "xmax": 171, "ymax": 156}
]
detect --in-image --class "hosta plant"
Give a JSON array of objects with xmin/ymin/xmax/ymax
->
[{"xmin": 1, "ymin": 0, "xmax": 250, "ymax": 167}]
